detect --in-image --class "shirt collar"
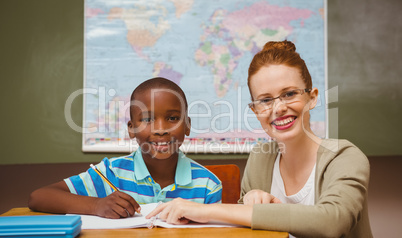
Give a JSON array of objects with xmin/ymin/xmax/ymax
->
[{"xmin": 133, "ymin": 150, "xmax": 192, "ymax": 186}]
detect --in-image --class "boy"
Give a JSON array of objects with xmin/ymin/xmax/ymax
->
[{"xmin": 28, "ymin": 77, "xmax": 222, "ymax": 219}]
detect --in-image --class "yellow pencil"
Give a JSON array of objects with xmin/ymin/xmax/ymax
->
[
  {"xmin": 89, "ymin": 164, "xmax": 141, "ymax": 215},
  {"xmin": 90, "ymin": 164, "xmax": 119, "ymax": 191}
]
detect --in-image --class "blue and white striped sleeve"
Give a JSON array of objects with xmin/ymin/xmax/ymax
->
[
  {"xmin": 204, "ymin": 175, "xmax": 222, "ymax": 204},
  {"xmin": 64, "ymin": 158, "xmax": 116, "ymax": 198}
]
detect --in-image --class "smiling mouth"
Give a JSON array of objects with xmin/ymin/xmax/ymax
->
[
  {"xmin": 150, "ymin": 141, "xmax": 176, "ymax": 153},
  {"xmin": 272, "ymin": 116, "xmax": 297, "ymax": 126},
  {"xmin": 150, "ymin": 141, "xmax": 172, "ymax": 146}
]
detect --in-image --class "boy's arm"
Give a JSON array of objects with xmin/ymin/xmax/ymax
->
[
  {"xmin": 28, "ymin": 181, "xmax": 140, "ymax": 218},
  {"xmin": 28, "ymin": 181, "xmax": 97, "ymax": 214}
]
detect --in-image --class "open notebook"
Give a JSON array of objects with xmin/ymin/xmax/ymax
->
[{"xmin": 68, "ymin": 203, "xmax": 242, "ymax": 229}]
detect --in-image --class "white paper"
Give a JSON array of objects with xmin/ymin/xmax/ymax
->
[{"xmin": 68, "ymin": 203, "xmax": 241, "ymax": 229}]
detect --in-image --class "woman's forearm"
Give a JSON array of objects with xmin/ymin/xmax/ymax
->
[{"xmin": 207, "ymin": 203, "xmax": 253, "ymax": 227}]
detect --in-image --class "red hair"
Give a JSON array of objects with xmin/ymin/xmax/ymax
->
[{"xmin": 247, "ymin": 40, "xmax": 312, "ymax": 99}]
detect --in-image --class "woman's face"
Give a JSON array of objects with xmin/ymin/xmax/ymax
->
[{"xmin": 249, "ymin": 64, "xmax": 318, "ymax": 143}]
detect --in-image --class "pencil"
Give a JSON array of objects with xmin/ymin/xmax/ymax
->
[
  {"xmin": 89, "ymin": 164, "xmax": 141, "ymax": 215},
  {"xmin": 90, "ymin": 164, "xmax": 119, "ymax": 191}
]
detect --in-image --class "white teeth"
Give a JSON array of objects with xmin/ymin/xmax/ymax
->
[
  {"xmin": 153, "ymin": 142, "xmax": 170, "ymax": 145},
  {"xmin": 274, "ymin": 117, "xmax": 295, "ymax": 126}
]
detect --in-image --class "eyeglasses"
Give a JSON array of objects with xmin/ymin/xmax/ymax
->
[{"xmin": 248, "ymin": 88, "xmax": 311, "ymax": 113}]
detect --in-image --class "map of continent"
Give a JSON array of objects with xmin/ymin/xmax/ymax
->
[{"xmin": 194, "ymin": 2, "xmax": 313, "ymax": 97}]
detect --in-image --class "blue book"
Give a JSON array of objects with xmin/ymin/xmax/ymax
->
[{"xmin": 0, "ymin": 215, "xmax": 81, "ymax": 238}]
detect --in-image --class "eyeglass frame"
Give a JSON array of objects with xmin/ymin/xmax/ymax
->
[{"xmin": 248, "ymin": 88, "xmax": 312, "ymax": 112}]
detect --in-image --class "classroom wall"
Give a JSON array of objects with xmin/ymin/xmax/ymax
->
[{"xmin": 1, "ymin": 0, "xmax": 401, "ymax": 165}]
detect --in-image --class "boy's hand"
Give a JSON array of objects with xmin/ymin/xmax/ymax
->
[
  {"xmin": 243, "ymin": 189, "xmax": 281, "ymax": 206},
  {"xmin": 93, "ymin": 191, "xmax": 141, "ymax": 219}
]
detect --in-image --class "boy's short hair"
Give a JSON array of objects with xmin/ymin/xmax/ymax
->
[{"xmin": 129, "ymin": 77, "xmax": 188, "ymax": 120}]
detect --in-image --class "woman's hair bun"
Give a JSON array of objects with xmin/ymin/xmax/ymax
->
[{"xmin": 262, "ymin": 40, "xmax": 296, "ymax": 53}]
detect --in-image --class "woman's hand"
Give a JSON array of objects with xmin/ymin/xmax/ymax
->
[
  {"xmin": 243, "ymin": 189, "xmax": 281, "ymax": 206},
  {"xmin": 93, "ymin": 191, "xmax": 141, "ymax": 219},
  {"xmin": 146, "ymin": 198, "xmax": 210, "ymax": 225}
]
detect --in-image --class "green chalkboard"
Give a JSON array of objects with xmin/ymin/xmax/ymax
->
[
  {"xmin": 327, "ymin": 0, "xmax": 402, "ymax": 155},
  {"xmin": 0, "ymin": 0, "xmax": 401, "ymax": 165}
]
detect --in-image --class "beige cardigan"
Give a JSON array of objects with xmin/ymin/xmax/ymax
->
[{"xmin": 239, "ymin": 139, "xmax": 373, "ymax": 238}]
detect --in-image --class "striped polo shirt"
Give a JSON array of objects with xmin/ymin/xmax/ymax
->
[{"xmin": 64, "ymin": 150, "xmax": 222, "ymax": 204}]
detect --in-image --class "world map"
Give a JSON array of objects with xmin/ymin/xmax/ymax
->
[{"xmin": 83, "ymin": 0, "xmax": 326, "ymax": 152}]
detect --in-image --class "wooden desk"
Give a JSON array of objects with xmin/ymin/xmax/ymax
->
[{"xmin": 2, "ymin": 208, "xmax": 288, "ymax": 238}]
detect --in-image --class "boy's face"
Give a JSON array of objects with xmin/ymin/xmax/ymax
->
[{"xmin": 127, "ymin": 88, "xmax": 190, "ymax": 160}]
